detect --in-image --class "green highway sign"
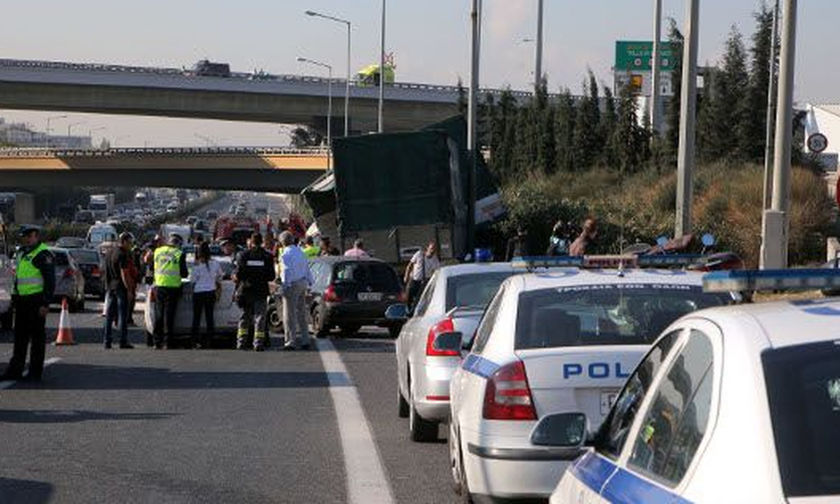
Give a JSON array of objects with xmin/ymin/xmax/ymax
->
[{"xmin": 615, "ymin": 41, "xmax": 677, "ymax": 72}]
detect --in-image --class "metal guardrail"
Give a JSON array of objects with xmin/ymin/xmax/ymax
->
[
  {"xmin": 0, "ymin": 146, "xmax": 331, "ymax": 158},
  {"xmin": 0, "ymin": 58, "xmax": 548, "ymax": 99}
]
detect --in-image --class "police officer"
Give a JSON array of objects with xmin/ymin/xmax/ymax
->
[
  {"xmin": 0, "ymin": 225, "xmax": 55, "ymax": 382},
  {"xmin": 152, "ymin": 234, "xmax": 188, "ymax": 349},
  {"xmin": 234, "ymin": 232, "xmax": 275, "ymax": 351}
]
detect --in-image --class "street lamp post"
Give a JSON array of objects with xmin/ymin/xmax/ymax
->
[
  {"xmin": 378, "ymin": 0, "xmax": 386, "ymax": 133},
  {"xmin": 468, "ymin": 0, "xmax": 482, "ymax": 252},
  {"xmin": 675, "ymin": 0, "xmax": 700, "ymax": 238},
  {"xmin": 535, "ymin": 0, "xmax": 544, "ymax": 86},
  {"xmin": 297, "ymin": 57, "xmax": 334, "ymax": 148},
  {"xmin": 762, "ymin": 0, "xmax": 781, "ymax": 212},
  {"xmin": 650, "ymin": 0, "xmax": 663, "ymax": 135},
  {"xmin": 45, "ymin": 114, "xmax": 68, "ymax": 147},
  {"xmin": 306, "ymin": 10, "xmax": 351, "ymax": 137}
]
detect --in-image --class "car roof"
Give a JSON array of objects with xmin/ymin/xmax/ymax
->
[
  {"xmin": 691, "ymin": 297, "xmax": 840, "ymax": 350},
  {"xmin": 510, "ymin": 267, "xmax": 707, "ymax": 291},
  {"xmin": 436, "ymin": 262, "xmax": 519, "ymax": 277}
]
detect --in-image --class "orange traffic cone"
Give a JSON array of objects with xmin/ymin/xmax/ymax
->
[{"xmin": 54, "ymin": 298, "xmax": 76, "ymax": 346}]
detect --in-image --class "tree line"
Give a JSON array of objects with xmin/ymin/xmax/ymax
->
[{"xmin": 459, "ymin": 3, "xmax": 783, "ymax": 187}]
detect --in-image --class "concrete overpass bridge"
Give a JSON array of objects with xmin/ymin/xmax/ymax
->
[
  {"xmin": 0, "ymin": 59, "xmax": 539, "ymax": 133},
  {"xmin": 0, "ymin": 147, "xmax": 329, "ymax": 192}
]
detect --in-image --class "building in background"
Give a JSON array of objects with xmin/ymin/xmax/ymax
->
[{"xmin": 0, "ymin": 118, "xmax": 92, "ymax": 148}]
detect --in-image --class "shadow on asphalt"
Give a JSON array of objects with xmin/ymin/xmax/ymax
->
[
  {"xmin": 0, "ymin": 478, "xmax": 53, "ymax": 504},
  {"xmin": 329, "ymin": 337, "xmax": 395, "ymax": 354},
  {"xmin": 19, "ymin": 363, "xmax": 345, "ymax": 390},
  {"xmin": 0, "ymin": 409, "xmax": 177, "ymax": 424}
]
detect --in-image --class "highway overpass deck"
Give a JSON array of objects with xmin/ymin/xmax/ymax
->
[{"xmin": 0, "ymin": 147, "xmax": 329, "ymax": 192}]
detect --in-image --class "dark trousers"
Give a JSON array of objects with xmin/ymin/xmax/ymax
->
[
  {"xmin": 6, "ymin": 296, "xmax": 47, "ymax": 379},
  {"xmin": 406, "ymin": 279, "xmax": 426, "ymax": 310},
  {"xmin": 191, "ymin": 291, "xmax": 216, "ymax": 343},
  {"xmin": 104, "ymin": 287, "xmax": 129, "ymax": 345},
  {"xmin": 153, "ymin": 286, "xmax": 180, "ymax": 346}
]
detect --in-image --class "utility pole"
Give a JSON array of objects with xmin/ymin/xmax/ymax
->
[
  {"xmin": 535, "ymin": 0, "xmax": 544, "ymax": 87},
  {"xmin": 762, "ymin": 0, "xmax": 781, "ymax": 211},
  {"xmin": 675, "ymin": 0, "xmax": 699, "ymax": 238},
  {"xmin": 468, "ymin": 0, "xmax": 482, "ymax": 251},
  {"xmin": 650, "ymin": 0, "xmax": 663, "ymax": 135},
  {"xmin": 762, "ymin": 0, "xmax": 797, "ymax": 269},
  {"xmin": 378, "ymin": 0, "xmax": 386, "ymax": 133}
]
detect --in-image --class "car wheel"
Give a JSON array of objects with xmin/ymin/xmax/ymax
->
[
  {"xmin": 409, "ymin": 383, "xmax": 438, "ymax": 442},
  {"xmin": 267, "ymin": 305, "xmax": 283, "ymax": 333},
  {"xmin": 450, "ymin": 423, "xmax": 472, "ymax": 503},
  {"xmin": 398, "ymin": 387, "xmax": 409, "ymax": 418},
  {"xmin": 339, "ymin": 324, "xmax": 361, "ymax": 337},
  {"xmin": 311, "ymin": 305, "xmax": 329, "ymax": 338}
]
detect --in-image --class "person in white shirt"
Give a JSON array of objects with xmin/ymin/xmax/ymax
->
[
  {"xmin": 190, "ymin": 242, "xmax": 222, "ymax": 349},
  {"xmin": 404, "ymin": 241, "xmax": 440, "ymax": 308},
  {"xmin": 279, "ymin": 231, "xmax": 314, "ymax": 350}
]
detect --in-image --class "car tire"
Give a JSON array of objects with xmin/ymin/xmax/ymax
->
[
  {"xmin": 398, "ymin": 388, "xmax": 409, "ymax": 418},
  {"xmin": 311, "ymin": 304, "xmax": 329, "ymax": 338},
  {"xmin": 409, "ymin": 384, "xmax": 438, "ymax": 442},
  {"xmin": 450, "ymin": 423, "xmax": 473, "ymax": 503},
  {"xmin": 267, "ymin": 305, "xmax": 283, "ymax": 333},
  {"xmin": 339, "ymin": 324, "xmax": 361, "ymax": 337}
]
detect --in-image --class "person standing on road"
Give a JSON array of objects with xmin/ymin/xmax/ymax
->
[
  {"xmin": 102, "ymin": 232, "xmax": 135, "ymax": 349},
  {"xmin": 278, "ymin": 231, "xmax": 313, "ymax": 351},
  {"xmin": 234, "ymin": 233, "xmax": 275, "ymax": 351},
  {"xmin": 404, "ymin": 241, "xmax": 440, "ymax": 309},
  {"xmin": 152, "ymin": 234, "xmax": 188, "ymax": 350},
  {"xmin": 0, "ymin": 225, "xmax": 55, "ymax": 382},
  {"xmin": 190, "ymin": 242, "xmax": 221, "ymax": 349},
  {"xmin": 344, "ymin": 238, "xmax": 369, "ymax": 258}
]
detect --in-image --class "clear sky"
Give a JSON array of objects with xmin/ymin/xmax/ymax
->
[{"xmin": 1, "ymin": 0, "xmax": 836, "ymax": 147}]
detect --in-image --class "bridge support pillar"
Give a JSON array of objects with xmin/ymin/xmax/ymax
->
[{"xmin": 14, "ymin": 193, "xmax": 35, "ymax": 224}]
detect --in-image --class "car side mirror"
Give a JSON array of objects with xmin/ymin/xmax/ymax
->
[
  {"xmin": 432, "ymin": 331, "xmax": 463, "ymax": 354},
  {"xmin": 530, "ymin": 412, "xmax": 588, "ymax": 448},
  {"xmin": 385, "ymin": 304, "xmax": 409, "ymax": 321}
]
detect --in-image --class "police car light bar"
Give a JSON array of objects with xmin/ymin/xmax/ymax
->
[
  {"xmin": 511, "ymin": 256, "xmax": 584, "ymax": 270},
  {"xmin": 512, "ymin": 254, "xmax": 707, "ymax": 271},
  {"xmin": 703, "ymin": 269, "xmax": 840, "ymax": 293},
  {"xmin": 637, "ymin": 254, "xmax": 705, "ymax": 268}
]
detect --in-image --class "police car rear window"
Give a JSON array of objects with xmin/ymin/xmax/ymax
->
[
  {"xmin": 514, "ymin": 284, "xmax": 728, "ymax": 349},
  {"xmin": 445, "ymin": 272, "xmax": 515, "ymax": 311},
  {"xmin": 763, "ymin": 341, "xmax": 840, "ymax": 497}
]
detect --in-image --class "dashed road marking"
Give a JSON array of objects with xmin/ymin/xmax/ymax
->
[{"xmin": 317, "ymin": 338, "xmax": 395, "ymax": 504}]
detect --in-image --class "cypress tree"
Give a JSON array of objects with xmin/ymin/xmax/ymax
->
[
  {"xmin": 706, "ymin": 26, "xmax": 750, "ymax": 161},
  {"xmin": 742, "ymin": 3, "xmax": 775, "ymax": 162},
  {"xmin": 554, "ymin": 89, "xmax": 577, "ymax": 173}
]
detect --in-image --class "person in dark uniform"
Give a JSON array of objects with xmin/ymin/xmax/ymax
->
[
  {"xmin": 0, "ymin": 225, "xmax": 55, "ymax": 382},
  {"xmin": 234, "ymin": 233, "xmax": 275, "ymax": 351}
]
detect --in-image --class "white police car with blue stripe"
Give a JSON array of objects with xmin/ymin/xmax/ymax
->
[
  {"xmin": 447, "ymin": 257, "xmax": 734, "ymax": 502},
  {"xmin": 551, "ymin": 268, "xmax": 840, "ymax": 503}
]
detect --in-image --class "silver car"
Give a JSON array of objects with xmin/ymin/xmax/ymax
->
[
  {"xmin": 393, "ymin": 263, "xmax": 518, "ymax": 442},
  {"xmin": 49, "ymin": 248, "xmax": 86, "ymax": 312}
]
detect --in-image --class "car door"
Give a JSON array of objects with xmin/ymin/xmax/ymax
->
[
  {"xmin": 600, "ymin": 324, "xmax": 720, "ymax": 502},
  {"xmin": 397, "ymin": 273, "xmax": 437, "ymax": 398},
  {"xmin": 555, "ymin": 329, "xmax": 685, "ymax": 503}
]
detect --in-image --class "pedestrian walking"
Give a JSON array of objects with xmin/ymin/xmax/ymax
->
[
  {"xmin": 404, "ymin": 241, "xmax": 440, "ymax": 309},
  {"xmin": 190, "ymin": 242, "xmax": 221, "ymax": 349},
  {"xmin": 344, "ymin": 238, "xmax": 369, "ymax": 258},
  {"xmin": 278, "ymin": 231, "xmax": 313, "ymax": 351},
  {"xmin": 569, "ymin": 218, "xmax": 598, "ymax": 257},
  {"xmin": 0, "ymin": 225, "xmax": 55, "ymax": 382},
  {"xmin": 102, "ymin": 232, "xmax": 135, "ymax": 349},
  {"xmin": 234, "ymin": 233, "xmax": 275, "ymax": 351},
  {"xmin": 152, "ymin": 234, "xmax": 188, "ymax": 349}
]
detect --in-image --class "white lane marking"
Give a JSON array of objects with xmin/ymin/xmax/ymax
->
[
  {"xmin": 0, "ymin": 357, "xmax": 62, "ymax": 390},
  {"xmin": 317, "ymin": 339, "xmax": 395, "ymax": 504}
]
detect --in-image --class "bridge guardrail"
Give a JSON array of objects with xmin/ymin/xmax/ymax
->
[{"xmin": 0, "ymin": 146, "xmax": 332, "ymax": 158}]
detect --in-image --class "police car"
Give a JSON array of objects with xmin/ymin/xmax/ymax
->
[
  {"xmin": 446, "ymin": 256, "xmax": 735, "ymax": 502},
  {"xmin": 549, "ymin": 268, "xmax": 840, "ymax": 503}
]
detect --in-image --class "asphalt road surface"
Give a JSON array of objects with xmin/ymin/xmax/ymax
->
[{"xmin": 0, "ymin": 298, "xmax": 452, "ymax": 504}]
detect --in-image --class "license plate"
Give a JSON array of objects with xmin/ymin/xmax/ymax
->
[
  {"xmin": 600, "ymin": 390, "xmax": 619, "ymax": 415},
  {"xmin": 358, "ymin": 292, "xmax": 382, "ymax": 301}
]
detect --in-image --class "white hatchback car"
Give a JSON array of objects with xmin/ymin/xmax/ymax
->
[
  {"xmin": 448, "ymin": 266, "xmax": 734, "ymax": 502},
  {"xmin": 392, "ymin": 263, "xmax": 518, "ymax": 441},
  {"xmin": 552, "ymin": 269, "xmax": 840, "ymax": 503}
]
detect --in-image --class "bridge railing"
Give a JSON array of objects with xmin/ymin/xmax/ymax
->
[{"xmin": 0, "ymin": 146, "xmax": 331, "ymax": 158}]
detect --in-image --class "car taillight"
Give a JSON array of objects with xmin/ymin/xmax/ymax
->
[
  {"xmin": 482, "ymin": 360, "xmax": 537, "ymax": 421},
  {"xmin": 324, "ymin": 284, "xmax": 341, "ymax": 303},
  {"xmin": 62, "ymin": 268, "xmax": 75, "ymax": 279},
  {"xmin": 91, "ymin": 265, "xmax": 101, "ymax": 276},
  {"xmin": 425, "ymin": 318, "xmax": 460, "ymax": 357}
]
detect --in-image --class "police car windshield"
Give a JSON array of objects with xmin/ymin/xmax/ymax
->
[
  {"xmin": 515, "ymin": 284, "xmax": 728, "ymax": 349},
  {"xmin": 762, "ymin": 341, "xmax": 840, "ymax": 497}
]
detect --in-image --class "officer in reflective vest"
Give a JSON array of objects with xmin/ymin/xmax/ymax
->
[
  {"xmin": 152, "ymin": 234, "xmax": 188, "ymax": 349},
  {"xmin": 1, "ymin": 225, "xmax": 55, "ymax": 382},
  {"xmin": 234, "ymin": 232, "xmax": 275, "ymax": 351}
]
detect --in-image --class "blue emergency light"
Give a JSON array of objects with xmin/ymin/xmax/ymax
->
[
  {"xmin": 703, "ymin": 269, "xmax": 840, "ymax": 293},
  {"xmin": 637, "ymin": 254, "xmax": 705, "ymax": 267},
  {"xmin": 513, "ymin": 254, "xmax": 707, "ymax": 271}
]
